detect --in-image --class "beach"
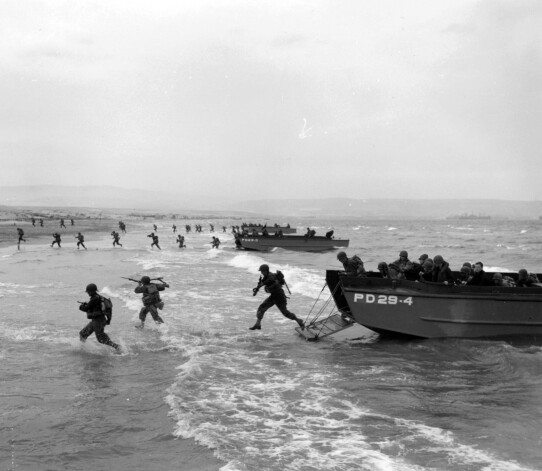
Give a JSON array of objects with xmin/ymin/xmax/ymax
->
[{"xmin": 2, "ymin": 211, "xmax": 542, "ymax": 470}]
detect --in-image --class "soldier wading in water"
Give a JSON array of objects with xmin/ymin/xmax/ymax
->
[
  {"xmin": 250, "ymin": 264, "xmax": 305, "ymax": 331},
  {"xmin": 135, "ymin": 276, "xmax": 169, "ymax": 328},
  {"xmin": 78, "ymin": 283, "xmax": 120, "ymax": 352}
]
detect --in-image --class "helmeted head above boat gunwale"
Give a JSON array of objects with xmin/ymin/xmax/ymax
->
[
  {"xmin": 337, "ymin": 251, "xmax": 347, "ymax": 262},
  {"xmin": 423, "ymin": 259, "xmax": 434, "ymax": 272},
  {"xmin": 399, "ymin": 250, "xmax": 408, "ymax": 258}
]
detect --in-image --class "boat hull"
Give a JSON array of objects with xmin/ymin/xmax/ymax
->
[
  {"xmin": 239, "ymin": 236, "xmax": 349, "ymax": 252},
  {"xmin": 326, "ymin": 270, "xmax": 542, "ymax": 339}
]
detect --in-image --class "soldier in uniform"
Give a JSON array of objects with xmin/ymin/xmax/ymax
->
[
  {"xmin": 336, "ymin": 251, "xmax": 366, "ymax": 277},
  {"xmin": 17, "ymin": 227, "xmax": 26, "ymax": 249},
  {"xmin": 75, "ymin": 232, "xmax": 87, "ymax": 250},
  {"xmin": 78, "ymin": 283, "xmax": 120, "ymax": 351},
  {"xmin": 51, "ymin": 232, "xmax": 62, "ymax": 248},
  {"xmin": 134, "ymin": 276, "xmax": 169, "ymax": 328},
  {"xmin": 249, "ymin": 264, "xmax": 305, "ymax": 331}
]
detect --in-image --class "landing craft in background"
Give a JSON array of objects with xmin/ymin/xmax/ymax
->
[{"xmin": 236, "ymin": 235, "xmax": 349, "ymax": 252}]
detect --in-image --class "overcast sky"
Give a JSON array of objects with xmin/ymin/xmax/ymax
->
[{"xmin": 1, "ymin": 0, "xmax": 541, "ymax": 201}]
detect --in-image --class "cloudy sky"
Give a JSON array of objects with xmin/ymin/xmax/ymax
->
[{"xmin": 1, "ymin": 0, "xmax": 541, "ymax": 201}]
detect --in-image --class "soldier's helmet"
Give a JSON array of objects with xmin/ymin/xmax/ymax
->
[
  {"xmin": 258, "ymin": 264, "xmax": 269, "ymax": 272},
  {"xmin": 86, "ymin": 283, "xmax": 98, "ymax": 293},
  {"xmin": 140, "ymin": 276, "xmax": 151, "ymax": 285},
  {"xmin": 433, "ymin": 255, "xmax": 444, "ymax": 265}
]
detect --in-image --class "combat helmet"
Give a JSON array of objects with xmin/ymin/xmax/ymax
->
[
  {"xmin": 86, "ymin": 283, "xmax": 98, "ymax": 293},
  {"xmin": 336, "ymin": 251, "xmax": 347, "ymax": 260},
  {"xmin": 140, "ymin": 276, "xmax": 151, "ymax": 285}
]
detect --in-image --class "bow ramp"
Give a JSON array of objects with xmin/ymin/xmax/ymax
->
[{"xmin": 296, "ymin": 313, "xmax": 355, "ymax": 341}]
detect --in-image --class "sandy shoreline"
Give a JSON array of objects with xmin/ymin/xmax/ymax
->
[
  {"xmin": 0, "ymin": 206, "xmax": 148, "ymax": 249},
  {"xmin": 0, "ymin": 217, "xmax": 125, "ymax": 249}
]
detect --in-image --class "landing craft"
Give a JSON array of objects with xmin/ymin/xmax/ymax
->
[
  {"xmin": 318, "ymin": 270, "xmax": 542, "ymax": 339},
  {"xmin": 237, "ymin": 235, "xmax": 349, "ymax": 252}
]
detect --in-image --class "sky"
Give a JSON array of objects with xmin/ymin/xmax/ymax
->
[{"xmin": 0, "ymin": 0, "xmax": 541, "ymax": 201}]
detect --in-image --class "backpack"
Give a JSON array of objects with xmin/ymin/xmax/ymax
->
[
  {"xmin": 275, "ymin": 270, "xmax": 286, "ymax": 286},
  {"xmin": 99, "ymin": 295, "xmax": 113, "ymax": 324},
  {"xmin": 142, "ymin": 284, "xmax": 161, "ymax": 306}
]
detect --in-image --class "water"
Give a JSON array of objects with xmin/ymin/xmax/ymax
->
[{"xmin": 2, "ymin": 218, "xmax": 542, "ymax": 470}]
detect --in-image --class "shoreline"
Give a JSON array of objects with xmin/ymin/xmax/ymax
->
[{"xmin": 0, "ymin": 217, "xmax": 130, "ymax": 249}]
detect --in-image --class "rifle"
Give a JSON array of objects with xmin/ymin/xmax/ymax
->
[
  {"xmin": 122, "ymin": 277, "xmax": 141, "ymax": 283},
  {"xmin": 283, "ymin": 281, "xmax": 292, "ymax": 295},
  {"xmin": 252, "ymin": 276, "xmax": 262, "ymax": 296},
  {"xmin": 122, "ymin": 276, "xmax": 168, "ymax": 283}
]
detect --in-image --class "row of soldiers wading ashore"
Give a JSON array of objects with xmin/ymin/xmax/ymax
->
[{"xmin": 77, "ymin": 276, "xmax": 170, "ymax": 353}]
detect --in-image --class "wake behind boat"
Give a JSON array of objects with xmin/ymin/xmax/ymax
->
[
  {"xmin": 322, "ymin": 270, "xmax": 542, "ymax": 339},
  {"xmin": 236, "ymin": 234, "xmax": 349, "ymax": 252}
]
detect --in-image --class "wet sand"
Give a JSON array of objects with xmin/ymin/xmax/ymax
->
[{"xmin": 0, "ymin": 206, "xmax": 134, "ymax": 249}]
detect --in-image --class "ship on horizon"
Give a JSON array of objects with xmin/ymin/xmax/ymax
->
[{"xmin": 446, "ymin": 213, "xmax": 491, "ymax": 220}]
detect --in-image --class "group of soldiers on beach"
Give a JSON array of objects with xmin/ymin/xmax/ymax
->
[
  {"xmin": 336, "ymin": 250, "xmax": 541, "ymax": 288},
  {"xmin": 15, "ymin": 219, "xmax": 224, "ymax": 251}
]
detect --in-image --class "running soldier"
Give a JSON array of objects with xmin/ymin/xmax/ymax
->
[
  {"xmin": 111, "ymin": 231, "xmax": 123, "ymax": 247},
  {"xmin": 249, "ymin": 264, "xmax": 305, "ymax": 331},
  {"xmin": 78, "ymin": 283, "xmax": 120, "ymax": 351},
  {"xmin": 148, "ymin": 233, "xmax": 161, "ymax": 250},
  {"xmin": 17, "ymin": 228, "xmax": 26, "ymax": 249},
  {"xmin": 75, "ymin": 232, "xmax": 87, "ymax": 250},
  {"xmin": 134, "ymin": 276, "xmax": 169, "ymax": 328},
  {"xmin": 51, "ymin": 232, "xmax": 61, "ymax": 248}
]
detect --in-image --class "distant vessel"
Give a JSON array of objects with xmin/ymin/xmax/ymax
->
[{"xmin": 446, "ymin": 213, "xmax": 491, "ymax": 220}]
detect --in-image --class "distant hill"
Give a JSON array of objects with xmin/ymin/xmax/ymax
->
[
  {"xmin": 1, "ymin": 186, "xmax": 542, "ymax": 219},
  {"xmin": 0, "ymin": 185, "xmax": 234, "ymax": 212}
]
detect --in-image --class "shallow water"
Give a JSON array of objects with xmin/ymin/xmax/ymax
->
[{"xmin": 2, "ymin": 218, "xmax": 542, "ymax": 470}]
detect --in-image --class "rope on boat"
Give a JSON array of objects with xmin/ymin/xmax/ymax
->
[
  {"xmin": 303, "ymin": 282, "xmax": 341, "ymax": 336},
  {"xmin": 302, "ymin": 283, "xmax": 328, "ymax": 324}
]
